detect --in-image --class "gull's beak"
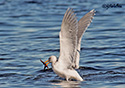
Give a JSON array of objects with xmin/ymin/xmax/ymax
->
[
  {"xmin": 40, "ymin": 59, "xmax": 50, "ymax": 70},
  {"xmin": 44, "ymin": 59, "xmax": 50, "ymax": 66}
]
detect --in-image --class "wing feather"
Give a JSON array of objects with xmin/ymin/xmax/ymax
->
[
  {"xmin": 59, "ymin": 8, "xmax": 78, "ymax": 69},
  {"xmin": 59, "ymin": 8, "xmax": 95, "ymax": 69},
  {"xmin": 75, "ymin": 9, "xmax": 95, "ymax": 69}
]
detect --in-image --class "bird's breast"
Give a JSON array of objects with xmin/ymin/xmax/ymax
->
[{"xmin": 52, "ymin": 63, "xmax": 65, "ymax": 78}]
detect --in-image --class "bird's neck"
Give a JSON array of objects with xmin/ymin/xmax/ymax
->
[{"xmin": 51, "ymin": 61, "xmax": 57, "ymax": 68}]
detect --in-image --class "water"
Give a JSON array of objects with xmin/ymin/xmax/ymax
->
[{"xmin": 0, "ymin": 0, "xmax": 125, "ymax": 88}]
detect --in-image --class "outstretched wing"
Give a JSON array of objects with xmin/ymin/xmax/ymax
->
[
  {"xmin": 59, "ymin": 8, "xmax": 78, "ymax": 69},
  {"xmin": 75, "ymin": 9, "xmax": 95, "ymax": 69}
]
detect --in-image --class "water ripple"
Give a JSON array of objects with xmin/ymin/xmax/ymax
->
[{"xmin": 0, "ymin": 0, "xmax": 124, "ymax": 87}]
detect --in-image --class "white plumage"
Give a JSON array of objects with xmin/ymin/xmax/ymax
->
[{"xmin": 45, "ymin": 8, "xmax": 95, "ymax": 81}]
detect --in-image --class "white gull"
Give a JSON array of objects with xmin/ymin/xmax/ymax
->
[{"xmin": 44, "ymin": 8, "xmax": 95, "ymax": 81}]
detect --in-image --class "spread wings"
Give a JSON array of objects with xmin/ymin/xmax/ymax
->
[{"xmin": 59, "ymin": 8, "xmax": 95, "ymax": 69}]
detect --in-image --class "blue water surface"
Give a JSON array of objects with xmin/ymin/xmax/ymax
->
[{"xmin": 0, "ymin": 0, "xmax": 125, "ymax": 88}]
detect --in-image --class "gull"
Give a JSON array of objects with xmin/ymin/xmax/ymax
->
[{"xmin": 43, "ymin": 8, "xmax": 95, "ymax": 81}]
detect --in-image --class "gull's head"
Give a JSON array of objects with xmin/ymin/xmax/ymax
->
[
  {"xmin": 48, "ymin": 55, "xmax": 57, "ymax": 63},
  {"xmin": 40, "ymin": 56, "xmax": 57, "ymax": 70}
]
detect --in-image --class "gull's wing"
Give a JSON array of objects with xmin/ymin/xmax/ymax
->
[
  {"xmin": 75, "ymin": 9, "xmax": 95, "ymax": 68},
  {"xmin": 59, "ymin": 8, "xmax": 78, "ymax": 69}
]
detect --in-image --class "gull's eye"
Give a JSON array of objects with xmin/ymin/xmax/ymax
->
[{"xmin": 49, "ymin": 58, "xmax": 51, "ymax": 61}]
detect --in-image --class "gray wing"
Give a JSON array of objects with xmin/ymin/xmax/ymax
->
[
  {"xmin": 75, "ymin": 9, "xmax": 95, "ymax": 69},
  {"xmin": 59, "ymin": 8, "xmax": 78, "ymax": 69}
]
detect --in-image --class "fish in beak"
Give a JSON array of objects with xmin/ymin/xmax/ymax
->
[{"xmin": 40, "ymin": 59, "xmax": 50, "ymax": 70}]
